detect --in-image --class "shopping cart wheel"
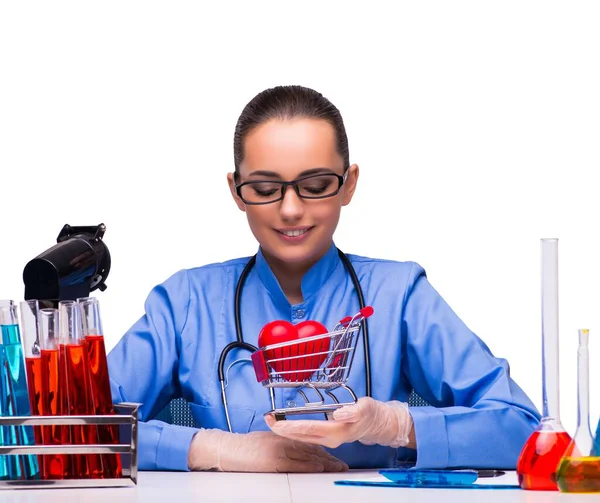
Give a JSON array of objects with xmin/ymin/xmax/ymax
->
[{"xmin": 273, "ymin": 412, "xmax": 287, "ymax": 421}]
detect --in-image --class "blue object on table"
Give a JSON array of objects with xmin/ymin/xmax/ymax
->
[
  {"xmin": 334, "ymin": 469, "xmax": 521, "ymax": 490},
  {"xmin": 380, "ymin": 469, "xmax": 479, "ymax": 486}
]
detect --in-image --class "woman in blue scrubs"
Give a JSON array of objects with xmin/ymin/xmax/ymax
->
[{"xmin": 107, "ymin": 85, "xmax": 540, "ymax": 473}]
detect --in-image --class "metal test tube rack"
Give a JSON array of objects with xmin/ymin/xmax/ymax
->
[{"xmin": 0, "ymin": 403, "xmax": 139, "ymax": 490}]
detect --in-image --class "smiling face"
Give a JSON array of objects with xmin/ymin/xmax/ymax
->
[{"xmin": 228, "ymin": 118, "xmax": 359, "ymax": 271}]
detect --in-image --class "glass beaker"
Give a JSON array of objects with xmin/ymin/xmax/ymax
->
[
  {"xmin": 516, "ymin": 239, "xmax": 572, "ymax": 490},
  {"xmin": 556, "ymin": 329, "xmax": 600, "ymax": 493}
]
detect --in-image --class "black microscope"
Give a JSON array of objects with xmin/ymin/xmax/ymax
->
[{"xmin": 22, "ymin": 224, "xmax": 111, "ymax": 308}]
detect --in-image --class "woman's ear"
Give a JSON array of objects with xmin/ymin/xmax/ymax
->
[
  {"xmin": 227, "ymin": 172, "xmax": 246, "ymax": 212},
  {"xmin": 341, "ymin": 164, "xmax": 359, "ymax": 206}
]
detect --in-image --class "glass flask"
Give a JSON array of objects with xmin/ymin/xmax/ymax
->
[
  {"xmin": 556, "ymin": 329, "xmax": 600, "ymax": 493},
  {"xmin": 516, "ymin": 239, "xmax": 572, "ymax": 490}
]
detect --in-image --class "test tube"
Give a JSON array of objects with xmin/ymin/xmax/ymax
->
[
  {"xmin": 59, "ymin": 300, "xmax": 102, "ymax": 479},
  {"xmin": 39, "ymin": 308, "xmax": 71, "ymax": 479},
  {"xmin": 19, "ymin": 301, "xmax": 43, "ymax": 472},
  {"xmin": 78, "ymin": 297, "xmax": 122, "ymax": 478},
  {"xmin": 0, "ymin": 300, "xmax": 39, "ymax": 480}
]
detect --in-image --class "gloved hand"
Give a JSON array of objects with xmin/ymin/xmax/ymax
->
[
  {"xmin": 265, "ymin": 397, "xmax": 414, "ymax": 449},
  {"xmin": 187, "ymin": 429, "xmax": 349, "ymax": 473}
]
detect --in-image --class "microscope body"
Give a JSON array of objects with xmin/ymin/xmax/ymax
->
[{"xmin": 23, "ymin": 224, "xmax": 110, "ymax": 308}]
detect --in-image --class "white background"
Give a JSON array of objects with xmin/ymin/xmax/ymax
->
[{"xmin": 1, "ymin": 1, "xmax": 599, "ymax": 438}]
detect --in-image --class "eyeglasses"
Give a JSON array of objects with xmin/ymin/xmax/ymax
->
[{"xmin": 235, "ymin": 172, "xmax": 348, "ymax": 205}]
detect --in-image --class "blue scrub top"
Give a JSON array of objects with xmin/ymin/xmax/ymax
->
[{"xmin": 107, "ymin": 243, "xmax": 540, "ymax": 471}]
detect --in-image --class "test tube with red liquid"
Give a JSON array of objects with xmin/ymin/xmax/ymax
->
[
  {"xmin": 38, "ymin": 308, "xmax": 72, "ymax": 479},
  {"xmin": 20, "ymin": 300, "xmax": 44, "ymax": 474},
  {"xmin": 78, "ymin": 297, "xmax": 123, "ymax": 478},
  {"xmin": 59, "ymin": 300, "xmax": 103, "ymax": 479}
]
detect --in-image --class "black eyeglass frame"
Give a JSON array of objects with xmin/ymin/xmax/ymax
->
[{"xmin": 234, "ymin": 171, "xmax": 349, "ymax": 205}]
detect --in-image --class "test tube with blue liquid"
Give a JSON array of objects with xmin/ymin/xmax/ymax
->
[{"xmin": 0, "ymin": 299, "xmax": 39, "ymax": 480}]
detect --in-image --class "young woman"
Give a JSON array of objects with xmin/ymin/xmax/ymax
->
[{"xmin": 107, "ymin": 85, "xmax": 540, "ymax": 473}]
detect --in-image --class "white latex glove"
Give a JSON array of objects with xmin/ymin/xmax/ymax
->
[
  {"xmin": 188, "ymin": 429, "xmax": 349, "ymax": 473},
  {"xmin": 266, "ymin": 397, "xmax": 413, "ymax": 449}
]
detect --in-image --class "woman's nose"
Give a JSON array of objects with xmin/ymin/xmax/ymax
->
[{"xmin": 279, "ymin": 186, "xmax": 304, "ymax": 221}]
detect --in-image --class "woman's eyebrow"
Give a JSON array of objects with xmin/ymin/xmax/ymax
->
[{"xmin": 247, "ymin": 167, "xmax": 336, "ymax": 178}]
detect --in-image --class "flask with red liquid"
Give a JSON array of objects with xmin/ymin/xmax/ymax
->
[
  {"xmin": 516, "ymin": 239, "xmax": 572, "ymax": 490},
  {"xmin": 58, "ymin": 300, "xmax": 104, "ymax": 479},
  {"xmin": 78, "ymin": 297, "xmax": 122, "ymax": 478}
]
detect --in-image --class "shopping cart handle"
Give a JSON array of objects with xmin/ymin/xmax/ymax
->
[
  {"xmin": 360, "ymin": 306, "xmax": 374, "ymax": 318},
  {"xmin": 339, "ymin": 316, "xmax": 352, "ymax": 326}
]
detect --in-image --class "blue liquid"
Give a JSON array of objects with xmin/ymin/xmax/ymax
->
[
  {"xmin": 0, "ymin": 344, "xmax": 9, "ymax": 480},
  {"xmin": 1, "ymin": 324, "xmax": 40, "ymax": 480},
  {"xmin": 594, "ymin": 418, "xmax": 600, "ymax": 457}
]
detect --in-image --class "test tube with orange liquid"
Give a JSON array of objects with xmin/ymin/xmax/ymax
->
[
  {"xmin": 38, "ymin": 308, "xmax": 72, "ymax": 479},
  {"xmin": 78, "ymin": 297, "xmax": 122, "ymax": 479},
  {"xmin": 58, "ymin": 301, "xmax": 104, "ymax": 479},
  {"xmin": 20, "ymin": 301, "xmax": 44, "ymax": 475}
]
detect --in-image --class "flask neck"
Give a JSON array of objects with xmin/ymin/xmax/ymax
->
[{"xmin": 576, "ymin": 330, "xmax": 591, "ymax": 432}]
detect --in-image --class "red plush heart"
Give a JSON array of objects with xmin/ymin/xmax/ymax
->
[{"xmin": 258, "ymin": 320, "xmax": 330, "ymax": 382}]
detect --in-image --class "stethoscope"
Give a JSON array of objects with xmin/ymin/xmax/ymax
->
[{"xmin": 218, "ymin": 248, "xmax": 372, "ymax": 433}]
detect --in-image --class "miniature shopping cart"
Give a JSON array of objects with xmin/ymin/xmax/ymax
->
[{"xmin": 251, "ymin": 306, "xmax": 373, "ymax": 421}]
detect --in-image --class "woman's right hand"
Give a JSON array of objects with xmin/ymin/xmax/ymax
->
[{"xmin": 188, "ymin": 429, "xmax": 349, "ymax": 473}]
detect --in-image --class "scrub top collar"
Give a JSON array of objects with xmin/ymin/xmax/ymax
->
[{"xmin": 254, "ymin": 242, "xmax": 341, "ymax": 309}]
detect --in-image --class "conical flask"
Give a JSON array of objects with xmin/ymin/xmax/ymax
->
[
  {"xmin": 556, "ymin": 329, "xmax": 600, "ymax": 493},
  {"xmin": 516, "ymin": 239, "xmax": 572, "ymax": 490}
]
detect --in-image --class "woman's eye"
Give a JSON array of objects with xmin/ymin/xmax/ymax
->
[
  {"xmin": 253, "ymin": 184, "xmax": 279, "ymax": 197},
  {"xmin": 302, "ymin": 182, "xmax": 330, "ymax": 194}
]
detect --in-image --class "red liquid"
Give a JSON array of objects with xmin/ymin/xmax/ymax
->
[
  {"xmin": 517, "ymin": 430, "xmax": 572, "ymax": 490},
  {"xmin": 65, "ymin": 343, "xmax": 104, "ymax": 479},
  {"xmin": 40, "ymin": 349, "xmax": 72, "ymax": 479},
  {"xmin": 556, "ymin": 457, "xmax": 600, "ymax": 493},
  {"xmin": 25, "ymin": 357, "xmax": 44, "ymax": 473},
  {"xmin": 85, "ymin": 335, "xmax": 122, "ymax": 478}
]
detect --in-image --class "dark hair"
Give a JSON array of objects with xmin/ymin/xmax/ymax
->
[{"xmin": 233, "ymin": 85, "xmax": 350, "ymax": 176}]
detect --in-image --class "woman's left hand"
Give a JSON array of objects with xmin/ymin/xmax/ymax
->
[{"xmin": 265, "ymin": 397, "xmax": 415, "ymax": 449}]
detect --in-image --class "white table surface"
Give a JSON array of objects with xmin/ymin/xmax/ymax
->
[{"xmin": 1, "ymin": 470, "xmax": 598, "ymax": 502}]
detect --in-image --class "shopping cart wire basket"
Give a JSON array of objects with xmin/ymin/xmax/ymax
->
[{"xmin": 251, "ymin": 306, "xmax": 374, "ymax": 421}]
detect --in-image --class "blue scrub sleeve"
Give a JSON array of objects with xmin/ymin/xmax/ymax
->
[
  {"xmin": 108, "ymin": 269, "xmax": 197, "ymax": 471},
  {"xmin": 400, "ymin": 264, "xmax": 541, "ymax": 469}
]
